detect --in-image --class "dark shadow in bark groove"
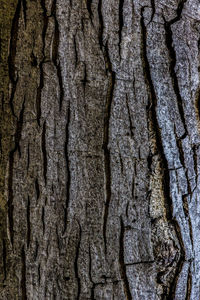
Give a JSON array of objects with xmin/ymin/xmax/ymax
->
[
  {"xmin": 8, "ymin": 0, "xmax": 21, "ymax": 117},
  {"xmin": 119, "ymin": 217, "xmax": 132, "ymax": 300},
  {"xmin": 63, "ymin": 104, "xmax": 71, "ymax": 234},
  {"xmin": 163, "ymin": 0, "xmax": 188, "ymax": 139},
  {"xmin": 102, "ymin": 42, "xmax": 115, "ymax": 254},
  {"xmin": 21, "ymin": 246, "xmax": 27, "ymax": 300},
  {"xmin": 74, "ymin": 220, "xmax": 81, "ymax": 299},
  {"xmin": 42, "ymin": 121, "xmax": 47, "ymax": 185}
]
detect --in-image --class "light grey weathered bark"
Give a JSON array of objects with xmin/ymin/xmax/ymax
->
[{"xmin": 0, "ymin": 0, "xmax": 200, "ymax": 299}]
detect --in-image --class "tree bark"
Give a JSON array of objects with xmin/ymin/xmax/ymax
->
[{"xmin": 0, "ymin": 0, "xmax": 200, "ymax": 299}]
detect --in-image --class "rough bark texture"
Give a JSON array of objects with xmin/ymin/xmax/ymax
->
[{"xmin": 1, "ymin": 0, "xmax": 200, "ymax": 299}]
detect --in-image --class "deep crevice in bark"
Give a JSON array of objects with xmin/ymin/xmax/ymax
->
[
  {"xmin": 36, "ymin": 0, "xmax": 48, "ymax": 125},
  {"xmin": 86, "ymin": 0, "xmax": 93, "ymax": 21},
  {"xmin": 2, "ymin": 239, "xmax": 7, "ymax": 282},
  {"xmin": 27, "ymin": 196, "xmax": 31, "ymax": 248},
  {"xmin": 22, "ymin": 0, "xmax": 27, "ymax": 27},
  {"xmin": 126, "ymin": 94, "xmax": 134, "ymax": 139},
  {"xmin": 74, "ymin": 221, "xmax": 81, "ymax": 299},
  {"xmin": 102, "ymin": 42, "xmax": 115, "ymax": 254},
  {"xmin": 42, "ymin": 206, "xmax": 45, "ymax": 235},
  {"xmin": 119, "ymin": 0, "xmax": 124, "ymax": 58},
  {"xmin": 186, "ymin": 264, "xmax": 192, "ymax": 300},
  {"xmin": 163, "ymin": 0, "xmax": 188, "ymax": 138},
  {"xmin": 8, "ymin": 0, "xmax": 21, "ymax": 117},
  {"xmin": 35, "ymin": 178, "xmax": 40, "ymax": 202},
  {"xmin": 89, "ymin": 245, "xmax": 95, "ymax": 300},
  {"xmin": 98, "ymin": 0, "xmax": 103, "ymax": 50},
  {"xmin": 42, "ymin": 121, "xmax": 47, "ymax": 185},
  {"xmin": 63, "ymin": 105, "xmax": 71, "ymax": 233},
  {"xmin": 119, "ymin": 217, "xmax": 132, "ymax": 300},
  {"xmin": 52, "ymin": 0, "xmax": 64, "ymax": 111},
  {"xmin": 167, "ymin": 220, "xmax": 185, "ymax": 299},
  {"xmin": 21, "ymin": 246, "xmax": 27, "ymax": 300}
]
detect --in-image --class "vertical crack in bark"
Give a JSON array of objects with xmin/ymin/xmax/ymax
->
[
  {"xmin": 34, "ymin": 240, "xmax": 39, "ymax": 261},
  {"xmin": 86, "ymin": 0, "xmax": 93, "ymax": 21},
  {"xmin": 38, "ymin": 264, "xmax": 41, "ymax": 284},
  {"xmin": 36, "ymin": 65, "xmax": 44, "ymax": 126},
  {"xmin": 8, "ymin": 99, "xmax": 25, "ymax": 245},
  {"xmin": 21, "ymin": 246, "xmax": 27, "ymax": 300},
  {"xmin": 89, "ymin": 245, "xmax": 95, "ymax": 300},
  {"xmin": 27, "ymin": 196, "xmax": 31, "ymax": 248},
  {"xmin": 186, "ymin": 264, "xmax": 192, "ymax": 300},
  {"xmin": 42, "ymin": 206, "xmax": 45, "ymax": 234},
  {"xmin": 22, "ymin": 0, "xmax": 27, "ymax": 27},
  {"xmin": 119, "ymin": 217, "xmax": 132, "ymax": 300},
  {"xmin": 2, "ymin": 239, "xmax": 7, "ymax": 282},
  {"xmin": 192, "ymin": 145, "xmax": 198, "ymax": 185},
  {"xmin": 163, "ymin": 0, "xmax": 188, "ymax": 138},
  {"xmin": 0, "ymin": 91, "xmax": 4, "ymax": 113},
  {"xmin": 35, "ymin": 178, "xmax": 40, "ymax": 202},
  {"xmin": 74, "ymin": 221, "xmax": 81, "ymax": 299},
  {"xmin": 73, "ymin": 34, "xmax": 78, "ymax": 67},
  {"xmin": 175, "ymin": 134, "xmax": 191, "ymax": 194},
  {"xmin": 98, "ymin": 0, "xmax": 103, "ymax": 50},
  {"xmin": 119, "ymin": 153, "xmax": 124, "ymax": 174},
  {"xmin": 27, "ymin": 142, "xmax": 30, "ymax": 170},
  {"xmin": 126, "ymin": 94, "xmax": 134, "ymax": 139},
  {"xmin": 119, "ymin": 0, "xmax": 124, "ymax": 58},
  {"xmin": 63, "ymin": 105, "xmax": 71, "ymax": 233},
  {"xmin": 141, "ymin": 8, "xmax": 186, "ymax": 296},
  {"xmin": 167, "ymin": 221, "xmax": 185, "ymax": 299},
  {"xmin": 42, "ymin": 121, "xmax": 47, "ymax": 185},
  {"xmin": 103, "ymin": 42, "xmax": 115, "ymax": 254},
  {"xmin": 36, "ymin": 0, "xmax": 48, "ymax": 125},
  {"xmin": 81, "ymin": 63, "xmax": 89, "ymax": 98},
  {"xmin": 52, "ymin": 0, "xmax": 64, "ymax": 111},
  {"xmin": 8, "ymin": 0, "xmax": 21, "ymax": 117},
  {"xmin": 150, "ymin": 0, "xmax": 155, "ymax": 22}
]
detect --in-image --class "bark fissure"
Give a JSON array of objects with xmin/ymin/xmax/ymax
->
[
  {"xmin": 52, "ymin": 0, "xmax": 64, "ymax": 111},
  {"xmin": 163, "ymin": 1, "xmax": 188, "ymax": 138},
  {"xmin": 86, "ymin": 0, "xmax": 93, "ymax": 21},
  {"xmin": 98, "ymin": 0, "xmax": 103, "ymax": 49},
  {"xmin": 186, "ymin": 265, "xmax": 192, "ymax": 300},
  {"xmin": 21, "ymin": 246, "xmax": 27, "ymax": 300},
  {"xmin": 8, "ymin": 0, "xmax": 21, "ymax": 117},
  {"xmin": 22, "ymin": 0, "xmax": 27, "ymax": 27},
  {"xmin": 119, "ymin": 0, "xmax": 124, "ymax": 57},
  {"xmin": 35, "ymin": 178, "xmax": 40, "ymax": 202},
  {"xmin": 42, "ymin": 121, "xmax": 47, "ymax": 185},
  {"xmin": 36, "ymin": 0, "xmax": 48, "ymax": 125},
  {"xmin": 119, "ymin": 217, "xmax": 132, "ymax": 300},
  {"xmin": 27, "ymin": 196, "xmax": 31, "ymax": 248},
  {"xmin": 89, "ymin": 245, "xmax": 95, "ymax": 300},
  {"xmin": 126, "ymin": 94, "xmax": 134, "ymax": 139},
  {"xmin": 63, "ymin": 105, "xmax": 70, "ymax": 233},
  {"xmin": 74, "ymin": 221, "xmax": 81, "ymax": 299},
  {"xmin": 42, "ymin": 206, "xmax": 45, "ymax": 235},
  {"xmin": 103, "ymin": 42, "xmax": 115, "ymax": 254},
  {"xmin": 2, "ymin": 239, "xmax": 7, "ymax": 282}
]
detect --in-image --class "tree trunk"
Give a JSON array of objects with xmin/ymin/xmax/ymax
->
[{"xmin": 0, "ymin": 0, "xmax": 200, "ymax": 299}]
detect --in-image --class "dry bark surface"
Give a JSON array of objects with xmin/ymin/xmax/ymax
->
[{"xmin": 0, "ymin": 0, "xmax": 200, "ymax": 299}]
